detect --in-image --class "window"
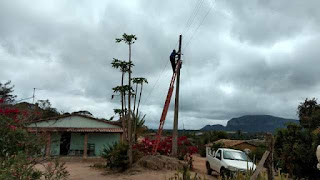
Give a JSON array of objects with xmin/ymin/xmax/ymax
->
[
  {"xmin": 216, "ymin": 150, "xmax": 221, "ymax": 160},
  {"xmin": 223, "ymin": 150, "xmax": 250, "ymax": 161}
]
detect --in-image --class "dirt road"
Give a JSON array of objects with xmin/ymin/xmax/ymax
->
[
  {"xmin": 192, "ymin": 155, "xmax": 219, "ymax": 180},
  {"xmin": 37, "ymin": 155, "xmax": 218, "ymax": 180},
  {"xmin": 62, "ymin": 161, "xmax": 177, "ymax": 180}
]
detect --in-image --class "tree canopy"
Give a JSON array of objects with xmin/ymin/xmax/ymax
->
[{"xmin": 0, "ymin": 81, "xmax": 17, "ymax": 104}]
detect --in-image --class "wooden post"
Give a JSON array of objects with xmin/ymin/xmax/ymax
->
[
  {"xmin": 172, "ymin": 35, "xmax": 182, "ymax": 157},
  {"xmin": 250, "ymin": 150, "xmax": 270, "ymax": 180},
  {"xmin": 45, "ymin": 132, "xmax": 51, "ymax": 158},
  {"xmin": 266, "ymin": 134, "xmax": 275, "ymax": 180},
  {"xmin": 83, "ymin": 133, "xmax": 88, "ymax": 159}
]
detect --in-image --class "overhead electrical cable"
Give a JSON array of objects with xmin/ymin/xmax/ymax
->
[
  {"xmin": 142, "ymin": 40, "xmax": 179, "ymax": 106},
  {"xmin": 184, "ymin": 0, "xmax": 216, "ymax": 50},
  {"xmin": 182, "ymin": 0, "xmax": 206, "ymax": 36}
]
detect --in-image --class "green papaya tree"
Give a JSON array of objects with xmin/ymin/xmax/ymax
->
[
  {"xmin": 115, "ymin": 33, "xmax": 137, "ymax": 166},
  {"xmin": 111, "ymin": 58, "xmax": 133, "ymax": 118}
]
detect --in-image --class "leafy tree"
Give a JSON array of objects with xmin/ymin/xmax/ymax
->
[
  {"xmin": 36, "ymin": 99, "xmax": 59, "ymax": 119},
  {"xmin": 116, "ymin": 33, "xmax": 137, "ymax": 166},
  {"xmin": 113, "ymin": 108, "xmax": 124, "ymax": 117},
  {"xmin": 274, "ymin": 98, "xmax": 320, "ymax": 179},
  {"xmin": 132, "ymin": 77, "xmax": 148, "ymax": 142},
  {"xmin": 111, "ymin": 58, "xmax": 134, "ymax": 119},
  {"xmin": 0, "ymin": 97, "xmax": 69, "ymax": 179},
  {"xmin": 112, "ymin": 85, "xmax": 134, "ymax": 139},
  {"xmin": 0, "ymin": 80, "xmax": 17, "ymax": 104},
  {"xmin": 72, "ymin": 110, "xmax": 93, "ymax": 117},
  {"xmin": 36, "ymin": 99, "xmax": 52, "ymax": 110},
  {"xmin": 195, "ymin": 131, "xmax": 228, "ymax": 157},
  {"xmin": 298, "ymin": 98, "xmax": 320, "ymax": 130},
  {"xmin": 274, "ymin": 123, "xmax": 320, "ymax": 179},
  {"xmin": 132, "ymin": 77, "xmax": 148, "ymax": 117},
  {"xmin": 132, "ymin": 113, "xmax": 147, "ymax": 142}
]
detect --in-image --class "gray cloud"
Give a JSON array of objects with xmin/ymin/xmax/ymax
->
[{"xmin": 1, "ymin": 0, "xmax": 320, "ymax": 129}]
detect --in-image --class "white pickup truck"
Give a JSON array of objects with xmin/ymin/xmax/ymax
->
[{"xmin": 206, "ymin": 147, "xmax": 256, "ymax": 177}]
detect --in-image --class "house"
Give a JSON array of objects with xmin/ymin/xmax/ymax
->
[
  {"xmin": 207, "ymin": 139, "xmax": 257, "ymax": 152},
  {"xmin": 27, "ymin": 114, "xmax": 123, "ymax": 158}
]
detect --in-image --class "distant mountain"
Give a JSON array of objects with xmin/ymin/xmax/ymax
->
[
  {"xmin": 201, "ymin": 124, "xmax": 226, "ymax": 131},
  {"xmin": 200, "ymin": 115, "xmax": 298, "ymax": 133}
]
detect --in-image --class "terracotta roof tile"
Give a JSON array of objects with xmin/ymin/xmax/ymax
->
[
  {"xmin": 27, "ymin": 127, "xmax": 123, "ymax": 133},
  {"xmin": 205, "ymin": 139, "xmax": 257, "ymax": 148},
  {"xmin": 30, "ymin": 114, "xmax": 122, "ymax": 127}
]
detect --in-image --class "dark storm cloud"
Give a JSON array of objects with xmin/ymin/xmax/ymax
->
[{"xmin": 1, "ymin": 0, "xmax": 320, "ymax": 129}]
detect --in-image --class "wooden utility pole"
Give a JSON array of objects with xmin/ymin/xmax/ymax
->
[
  {"xmin": 266, "ymin": 134, "xmax": 275, "ymax": 180},
  {"xmin": 172, "ymin": 35, "xmax": 182, "ymax": 157},
  {"xmin": 32, "ymin": 88, "xmax": 36, "ymax": 104}
]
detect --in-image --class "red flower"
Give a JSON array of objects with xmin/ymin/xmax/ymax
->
[{"xmin": 9, "ymin": 125, "xmax": 17, "ymax": 131}]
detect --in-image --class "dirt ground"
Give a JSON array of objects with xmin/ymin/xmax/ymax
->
[
  {"xmin": 192, "ymin": 155, "xmax": 219, "ymax": 180},
  {"xmin": 37, "ymin": 155, "xmax": 218, "ymax": 180}
]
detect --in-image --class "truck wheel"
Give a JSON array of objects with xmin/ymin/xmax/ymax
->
[
  {"xmin": 220, "ymin": 168, "xmax": 228, "ymax": 179},
  {"xmin": 206, "ymin": 162, "xmax": 212, "ymax": 175}
]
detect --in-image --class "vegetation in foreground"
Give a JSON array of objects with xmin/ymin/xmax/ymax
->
[
  {"xmin": 0, "ymin": 81, "xmax": 69, "ymax": 180},
  {"xmin": 274, "ymin": 98, "xmax": 320, "ymax": 179}
]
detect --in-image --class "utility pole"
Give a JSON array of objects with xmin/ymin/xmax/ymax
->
[
  {"xmin": 172, "ymin": 35, "xmax": 182, "ymax": 157},
  {"xmin": 32, "ymin": 88, "xmax": 36, "ymax": 104}
]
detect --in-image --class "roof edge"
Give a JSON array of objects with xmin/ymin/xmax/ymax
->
[{"xmin": 30, "ymin": 114, "xmax": 122, "ymax": 127}]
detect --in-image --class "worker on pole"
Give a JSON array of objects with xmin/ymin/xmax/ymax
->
[{"xmin": 170, "ymin": 49, "xmax": 178, "ymax": 72}]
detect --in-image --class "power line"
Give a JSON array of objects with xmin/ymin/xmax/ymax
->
[
  {"xmin": 15, "ymin": 97, "xmax": 33, "ymax": 103},
  {"xmin": 182, "ymin": 0, "xmax": 206, "ymax": 36},
  {"xmin": 141, "ymin": 40, "xmax": 179, "ymax": 106},
  {"xmin": 142, "ymin": 0, "xmax": 215, "ymax": 107},
  {"xmin": 184, "ymin": 0, "xmax": 216, "ymax": 50}
]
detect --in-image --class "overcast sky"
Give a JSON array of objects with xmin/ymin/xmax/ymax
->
[{"xmin": 1, "ymin": 0, "xmax": 320, "ymax": 129}]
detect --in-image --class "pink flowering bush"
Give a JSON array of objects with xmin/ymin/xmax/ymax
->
[
  {"xmin": 0, "ymin": 99, "xmax": 69, "ymax": 179},
  {"xmin": 133, "ymin": 136, "xmax": 198, "ymax": 159}
]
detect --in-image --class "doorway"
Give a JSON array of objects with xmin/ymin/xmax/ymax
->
[{"xmin": 60, "ymin": 132, "xmax": 71, "ymax": 155}]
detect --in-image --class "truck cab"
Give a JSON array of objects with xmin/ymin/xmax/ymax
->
[{"xmin": 206, "ymin": 147, "xmax": 256, "ymax": 177}]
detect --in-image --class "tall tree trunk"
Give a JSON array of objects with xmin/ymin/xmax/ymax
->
[
  {"xmin": 121, "ymin": 72, "xmax": 126, "ymax": 142},
  {"xmin": 124, "ymin": 91, "xmax": 128, "ymax": 141},
  {"xmin": 128, "ymin": 44, "xmax": 133, "ymax": 166},
  {"xmin": 133, "ymin": 83, "xmax": 138, "ymax": 143},
  {"xmin": 133, "ymin": 83, "xmax": 138, "ymax": 117},
  {"xmin": 124, "ymin": 92, "xmax": 127, "ymax": 116},
  {"xmin": 121, "ymin": 72, "xmax": 125, "ymax": 117},
  {"xmin": 136, "ymin": 83, "xmax": 143, "ymax": 117}
]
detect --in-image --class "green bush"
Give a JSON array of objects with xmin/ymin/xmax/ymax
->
[
  {"xmin": 248, "ymin": 144, "xmax": 266, "ymax": 161},
  {"xmin": 274, "ymin": 124, "xmax": 320, "ymax": 179},
  {"xmin": 101, "ymin": 142, "xmax": 144, "ymax": 171},
  {"xmin": 199, "ymin": 145, "xmax": 206, "ymax": 157},
  {"xmin": 101, "ymin": 143, "xmax": 129, "ymax": 171},
  {"xmin": 42, "ymin": 159, "xmax": 69, "ymax": 180},
  {"xmin": 0, "ymin": 153, "xmax": 42, "ymax": 180}
]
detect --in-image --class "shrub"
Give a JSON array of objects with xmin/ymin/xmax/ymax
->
[
  {"xmin": 199, "ymin": 145, "xmax": 206, "ymax": 157},
  {"xmin": 248, "ymin": 144, "xmax": 266, "ymax": 161},
  {"xmin": 134, "ymin": 136, "xmax": 198, "ymax": 158},
  {"xmin": 133, "ymin": 136, "xmax": 198, "ymax": 169},
  {"xmin": 0, "ymin": 153, "xmax": 42, "ymax": 180},
  {"xmin": 101, "ymin": 143, "xmax": 129, "ymax": 171},
  {"xmin": 42, "ymin": 159, "xmax": 69, "ymax": 180},
  {"xmin": 0, "ymin": 99, "xmax": 69, "ymax": 180},
  {"xmin": 274, "ymin": 123, "xmax": 320, "ymax": 179}
]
